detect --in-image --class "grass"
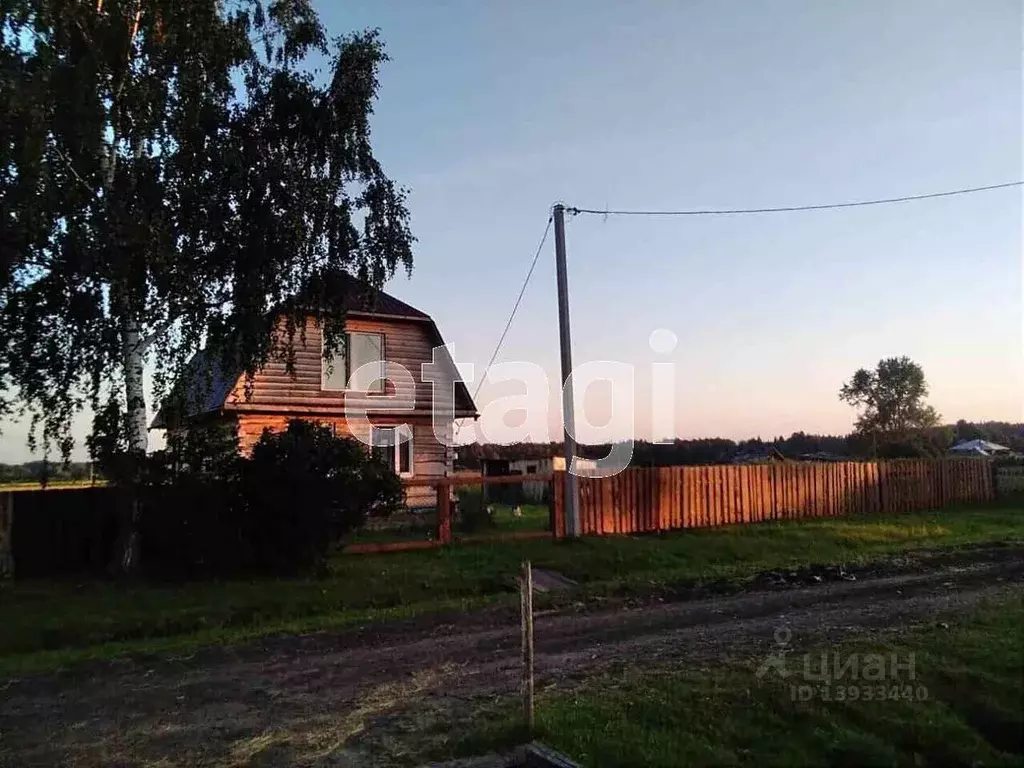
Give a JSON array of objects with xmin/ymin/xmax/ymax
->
[
  {"xmin": 528, "ymin": 597, "xmax": 1024, "ymax": 767},
  {"xmin": 483, "ymin": 502, "xmax": 551, "ymax": 533},
  {"xmin": 442, "ymin": 597, "xmax": 1024, "ymax": 767},
  {"xmin": 0, "ymin": 480, "xmax": 106, "ymax": 491},
  {"xmin": 1, "ymin": 504, "xmax": 1021, "ymax": 676},
  {"xmin": 339, "ymin": 500, "xmax": 551, "ymax": 545}
]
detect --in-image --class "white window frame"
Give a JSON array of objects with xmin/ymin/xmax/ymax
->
[
  {"xmin": 322, "ymin": 331, "xmax": 386, "ymax": 393},
  {"xmin": 370, "ymin": 425, "xmax": 414, "ymax": 477}
]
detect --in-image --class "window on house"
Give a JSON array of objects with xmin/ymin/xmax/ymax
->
[
  {"xmin": 323, "ymin": 332, "xmax": 385, "ymax": 392},
  {"xmin": 526, "ymin": 464, "xmax": 537, "ymax": 474},
  {"xmin": 371, "ymin": 425, "xmax": 413, "ymax": 476}
]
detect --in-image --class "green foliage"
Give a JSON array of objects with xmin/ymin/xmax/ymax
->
[
  {"xmin": 955, "ymin": 420, "xmax": 1024, "ymax": 453},
  {"xmin": 457, "ymin": 488, "xmax": 495, "ymax": 534},
  {"xmin": 243, "ymin": 420, "xmax": 405, "ymax": 571},
  {"xmin": 839, "ymin": 356, "xmax": 940, "ymax": 441},
  {"xmin": 0, "ymin": 0, "xmax": 412, "ymax": 458},
  {"xmin": 139, "ymin": 419, "xmax": 403, "ymax": 578},
  {"xmin": 139, "ymin": 423, "xmax": 247, "ymax": 578},
  {"xmin": 0, "ymin": 460, "xmax": 97, "ymax": 485},
  {"xmin": 462, "ymin": 422, "xmax": 1024, "ymax": 468}
]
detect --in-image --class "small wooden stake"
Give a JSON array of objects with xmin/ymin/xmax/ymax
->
[{"xmin": 521, "ymin": 560, "xmax": 535, "ymax": 733}]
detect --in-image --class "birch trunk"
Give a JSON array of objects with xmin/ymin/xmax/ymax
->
[
  {"xmin": 116, "ymin": 320, "xmax": 148, "ymax": 573},
  {"xmin": 124, "ymin": 321, "xmax": 149, "ymax": 455}
]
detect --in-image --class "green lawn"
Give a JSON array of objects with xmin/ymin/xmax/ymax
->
[
  {"xmin": 485, "ymin": 502, "xmax": 550, "ymax": 533},
  {"xmin": 525, "ymin": 597, "xmax": 1024, "ymax": 767},
  {"xmin": 1, "ymin": 505, "xmax": 1021, "ymax": 676},
  {"xmin": 340, "ymin": 500, "xmax": 550, "ymax": 545}
]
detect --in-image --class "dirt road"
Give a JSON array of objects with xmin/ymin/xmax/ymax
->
[{"xmin": 2, "ymin": 546, "xmax": 1021, "ymax": 767}]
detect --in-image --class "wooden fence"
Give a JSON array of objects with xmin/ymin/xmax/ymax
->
[
  {"xmin": 343, "ymin": 472, "xmax": 554, "ymax": 554},
  {"xmin": 0, "ymin": 485, "xmax": 122, "ymax": 577},
  {"xmin": 0, "ymin": 459, "xmax": 1000, "ymax": 572},
  {"xmin": 996, "ymin": 465, "xmax": 1024, "ymax": 495},
  {"xmin": 552, "ymin": 459, "xmax": 995, "ymax": 537}
]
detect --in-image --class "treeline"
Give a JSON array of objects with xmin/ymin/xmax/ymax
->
[
  {"xmin": 0, "ymin": 461, "xmax": 98, "ymax": 484},
  {"xmin": 457, "ymin": 420, "xmax": 1024, "ymax": 468}
]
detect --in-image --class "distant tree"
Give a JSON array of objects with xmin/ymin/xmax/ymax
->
[
  {"xmin": 0, "ymin": 1, "xmax": 412, "ymax": 571},
  {"xmin": 954, "ymin": 419, "xmax": 985, "ymax": 443},
  {"xmin": 839, "ymin": 357, "xmax": 940, "ymax": 453}
]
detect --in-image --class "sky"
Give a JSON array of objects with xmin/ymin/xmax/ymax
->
[{"xmin": 1, "ymin": 0, "xmax": 1022, "ymax": 461}]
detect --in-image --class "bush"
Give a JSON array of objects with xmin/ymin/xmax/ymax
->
[
  {"xmin": 137, "ymin": 422, "xmax": 248, "ymax": 578},
  {"xmin": 139, "ymin": 419, "xmax": 403, "ymax": 578},
  {"xmin": 457, "ymin": 488, "xmax": 494, "ymax": 534},
  {"xmin": 243, "ymin": 421, "xmax": 404, "ymax": 573}
]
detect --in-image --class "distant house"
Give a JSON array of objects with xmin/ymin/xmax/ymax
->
[
  {"xmin": 153, "ymin": 273, "xmax": 478, "ymax": 509},
  {"xmin": 480, "ymin": 446, "xmax": 554, "ymax": 504},
  {"xmin": 795, "ymin": 451, "xmax": 847, "ymax": 463},
  {"xmin": 948, "ymin": 439, "xmax": 1011, "ymax": 458},
  {"xmin": 480, "ymin": 449, "xmax": 598, "ymax": 503},
  {"xmin": 731, "ymin": 446, "xmax": 787, "ymax": 464}
]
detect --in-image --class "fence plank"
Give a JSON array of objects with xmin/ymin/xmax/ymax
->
[
  {"xmin": 738, "ymin": 466, "xmax": 750, "ymax": 524},
  {"xmin": 701, "ymin": 467, "xmax": 711, "ymax": 528},
  {"xmin": 697, "ymin": 466, "xmax": 707, "ymax": 528},
  {"xmin": 679, "ymin": 468, "xmax": 688, "ymax": 529},
  {"xmin": 752, "ymin": 465, "xmax": 763, "ymax": 522},
  {"xmin": 672, "ymin": 467, "xmax": 682, "ymax": 529},
  {"xmin": 681, "ymin": 468, "xmax": 691, "ymax": 528},
  {"xmin": 769, "ymin": 464, "xmax": 780, "ymax": 521},
  {"xmin": 780, "ymin": 464, "xmax": 791, "ymax": 519},
  {"xmin": 715, "ymin": 465, "xmax": 726, "ymax": 527},
  {"xmin": 719, "ymin": 465, "xmax": 731, "ymax": 526},
  {"xmin": 691, "ymin": 468, "xmax": 700, "ymax": 527},
  {"xmin": 712, "ymin": 466, "xmax": 720, "ymax": 532}
]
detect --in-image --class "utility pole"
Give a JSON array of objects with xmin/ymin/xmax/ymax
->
[{"xmin": 553, "ymin": 203, "xmax": 581, "ymax": 537}]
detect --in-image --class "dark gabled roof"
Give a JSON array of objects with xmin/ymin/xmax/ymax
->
[
  {"xmin": 151, "ymin": 348, "xmax": 242, "ymax": 429},
  {"xmin": 732, "ymin": 446, "xmax": 788, "ymax": 464},
  {"xmin": 291, "ymin": 271, "xmax": 431, "ymax": 320},
  {"xmin": 152, "ymin": 274, "xmax": 476, "ymax": 428}
]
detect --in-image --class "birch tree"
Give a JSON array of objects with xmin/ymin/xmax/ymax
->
[{"xmin": 0, "ymin": 0, "xmax": 413, "ymax": 570}]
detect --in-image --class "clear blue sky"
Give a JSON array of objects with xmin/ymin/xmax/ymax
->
[{"xmin": 1, "ymin": 0, "xmax": 1021, "ymax": 460}]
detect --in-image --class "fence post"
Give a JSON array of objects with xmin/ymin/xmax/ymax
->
[
  {"xmin": 521, "ymin": 560, "xmax": 535, "ymax": 734},
  {"xmin": 437, "ymin": 481, "xmax": 452, "ymax": 544},
  {"xmin": 0, "ymin": 491, "xmax": 13, "ymax": 579},
  {"xmin": 552, "ymin": 471, "xmax": 566, "ymax": 539}
]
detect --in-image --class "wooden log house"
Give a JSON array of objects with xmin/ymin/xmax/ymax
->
[{"xmin": 152, "ymin": 274, "xmax": 478, "ymax": 509}]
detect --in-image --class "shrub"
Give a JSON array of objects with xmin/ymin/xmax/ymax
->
[
  {"xmin": 138, "ymin": 422, "xmax": 248, "ymax": 579},
  {"xmin": 243, "ymin": 421, "xmax": 404, "ymax": 573},
  {"xmin": 457, "ymin": 488, "xmax": 494, "ymax": 534},
  {"xmin": 139, "ymin": 419, "xmax": 403, "ymax": 578}
]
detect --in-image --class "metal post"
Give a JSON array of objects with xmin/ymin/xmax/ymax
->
[{"xmin": 553, "ymin": 204, "xmax": 581, "ymax": 537}]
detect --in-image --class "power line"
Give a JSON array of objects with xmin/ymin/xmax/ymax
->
[
  {"xmin": 566, "ymin": 180, "xmax": 1023, "ymax": 218},
  {"xmin": 471, "ymin": 211, "xmax": 554, "ymax": 404}
]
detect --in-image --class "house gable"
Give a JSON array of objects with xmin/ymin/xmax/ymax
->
[
  {"xmin": 153, "ymin": 278, "xmax": 477, "ymax": 429},
  {"xmin": 221, "ymin": 314, "xmax": 476, "ymax": 418}
]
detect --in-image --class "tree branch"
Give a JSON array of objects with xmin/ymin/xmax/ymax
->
[
  {"xmin": 138, "ymin": 299, "xmax": 226, "ymax": 353},
  {"xmin": 139, "ymin": 317, "xmax": 174, "ymax": 352},
  {"xmin": 53, "ymin": 146, "xmax": 98, "ymax": 199}
]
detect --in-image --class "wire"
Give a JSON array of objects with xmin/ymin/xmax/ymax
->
[
  {"xmin": 471, "ymin": 211, "xmax": 554, "ymax": 404},
  {"xmin": 565, "ymin": 180, "xmax": 1023, "ymax": 217}
]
